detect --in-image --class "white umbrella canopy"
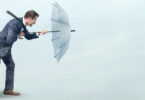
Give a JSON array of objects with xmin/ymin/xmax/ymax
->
[{"xmin": 51, "ymin": 2, "xmax": 75, "ymax": 62}]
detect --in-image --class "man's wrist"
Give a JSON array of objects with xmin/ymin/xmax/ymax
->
[{"xmin": 36, "ymin": 32, "xmax": 40, "ymax": 36}]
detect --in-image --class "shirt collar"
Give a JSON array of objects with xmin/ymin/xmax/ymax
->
[{"xmin": 23, "ymin": 17, "xmax": 26, "ymax": 26}]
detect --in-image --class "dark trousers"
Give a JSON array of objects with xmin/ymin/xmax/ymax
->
[{"xmin": 1, "ymin": 50, "xmax": 15, "ymax": 90}]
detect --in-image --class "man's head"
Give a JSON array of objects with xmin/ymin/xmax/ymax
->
[{"xmin": 24, "ymin": 10, "xmax": 39, "ymax": 27}]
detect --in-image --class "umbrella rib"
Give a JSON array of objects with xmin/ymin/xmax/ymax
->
[
  {"xmin": 51, "ymin": 37, "xmax": 61, "ymax": 41},
  {"xmin": 51, "ymin": 19, "xmax": 60, "ymax": 22},
  {"xmin": 51, "ymin": 19, "xmax": 70, "ymax": 26},
  {"xmin": 59, "ymin": 42, "xmax": 68, "ymax": 48},
  {"xmin": 54, "ymin": 51, "xmax": 60, "ymax": 58},
  {"xmin": 54, "ymin": 54, "xmax": 58, "ymax": 58}
]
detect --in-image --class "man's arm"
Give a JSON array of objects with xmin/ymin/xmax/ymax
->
[
  {"xmin": 24, "ymin": 32, "xmax": 39, "ymax": 40},
  {"xmin": 23, "ymin": 29, "xmax": 39, "ymax": 40},
  {"xmin": 21, "ymin": 30, "xmax": 47, "ymax": 40}
]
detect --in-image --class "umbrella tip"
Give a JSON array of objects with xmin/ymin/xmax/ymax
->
[{"xmin": 71, "ymin": 30, "xmax": 76, "ymax": 32}]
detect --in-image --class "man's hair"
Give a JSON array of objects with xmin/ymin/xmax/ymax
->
[{"xmin": 24, "ymin": 10, "xmax": 39, "ymax": 19}]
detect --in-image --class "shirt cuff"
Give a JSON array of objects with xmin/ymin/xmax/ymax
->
[{"xmin": 36, "ymin": 32, "xmax": 40, "ymax": 37}]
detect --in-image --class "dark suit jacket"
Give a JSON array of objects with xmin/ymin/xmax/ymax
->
[{"xmin": 0, "ymin": 17, "xmax": 39, "ymax": 57}]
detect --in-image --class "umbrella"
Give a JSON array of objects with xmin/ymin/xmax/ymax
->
[{"xmin": 51, "ymin": 2, "xmax": 75, "ymax": 62}]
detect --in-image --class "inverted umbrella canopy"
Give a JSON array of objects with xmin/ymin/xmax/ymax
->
[{"xmin": 51, "ymin": 2, "xmax": 75, "ymax": 62}]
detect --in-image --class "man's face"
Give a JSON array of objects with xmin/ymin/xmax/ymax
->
[{"xmin": 27, "ymin": 17, "xmax": 37, "ymax": 27}]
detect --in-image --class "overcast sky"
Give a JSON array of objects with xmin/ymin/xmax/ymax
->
[{"xmin": 0, "ymin": 0, "xmax": 145, "ymax": 100}]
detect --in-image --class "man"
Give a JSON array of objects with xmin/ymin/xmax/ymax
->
[{"xmin": 0, "ymin": 10, "xmax": 47, "ymax": 96}]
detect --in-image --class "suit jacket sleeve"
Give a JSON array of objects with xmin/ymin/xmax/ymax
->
[{"xmin": 23, "ymin": 29, "xmax": 39, "ymax": 40}]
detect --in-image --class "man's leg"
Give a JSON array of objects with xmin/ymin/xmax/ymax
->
[
  {"xmin": 2, "ymin": 51, "xmax": 20, "ymax": 95},
  {"xmin": 2, "ymin": 51, "xmax": 15, "ymax": 90}
]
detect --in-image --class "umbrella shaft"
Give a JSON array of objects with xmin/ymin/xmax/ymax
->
[
  {"xmin": 33, "ymin": 30, "xmax": 75, "ymax": 33},
  {"xmin": 47, "ymin": 31, "xmax": 60, "ymax": 32},
  {"xmin": 48, "ymin": 30, "xmax": 75, "ymax": 32}
]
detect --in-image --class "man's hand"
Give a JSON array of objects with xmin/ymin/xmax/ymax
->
[
  {"xmin": 19, "ymin": 32, "xmax": 25, "ymax": 37},
  {"xmin": 18, "ymin": 32, "xmax": 25, "ymax": 39},
  {"xmin": 38, "ymin": 30, "xmax": 48, "ymax": 35}
]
